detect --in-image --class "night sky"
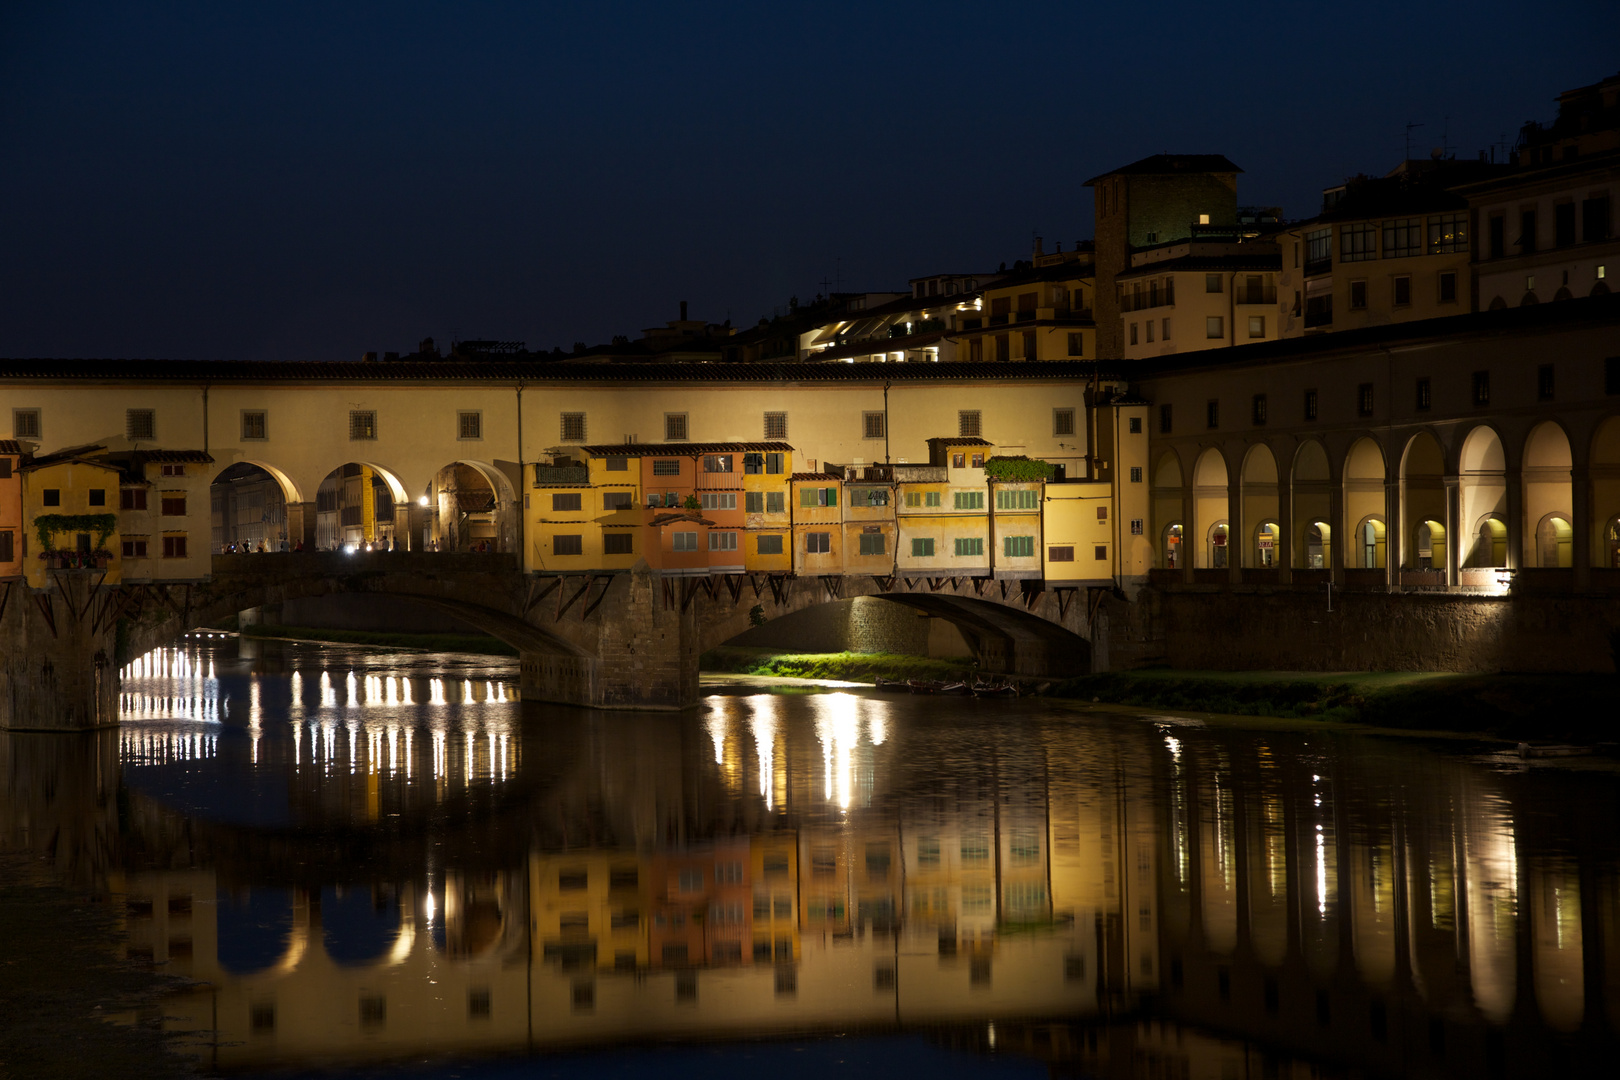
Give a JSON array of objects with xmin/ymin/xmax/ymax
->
[{"xmin": 2, "ymin": 1, "xmax": 1614, "ymax": 363}]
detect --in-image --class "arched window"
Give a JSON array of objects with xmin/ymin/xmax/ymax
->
[
  {"xmin": 1162, "ymin": 523, "xmax": 1183, "ymax": 570},
  {"xmin": 1357, "ymin": 517, "xmax": 1386, "ymax": 569},
  {"xmin": 1254, "ymin": 521, "xmax": 1279, "ymax": 568},
  {"xmin": 1466, "ymin": 517, "xmax": 1507, "ymax": 568},
  {"xmin": 1416, "ymin": 520, "xmax": 1446, "ymax": 570},
  {"xmin": 1305, "ymin": 521, "xmax": 1331, "ymax": 570},
  {"xmin": 1535, "ymin": 514, "xmax": 1573, "ymax": 568},
  {"xmin": 1209, "ymin": 521, "xmax": 1229, "ymax": 569},
  {"xmin": 1607, "ymin": 516, "xmax": 1620, "ymax": 569}
]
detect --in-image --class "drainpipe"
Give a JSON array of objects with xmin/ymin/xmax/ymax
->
[
  {"xmin": 1113, "ymin": 400, "xmax": 1123, "ymax": 591},
  {"xmin": 882, "ymin": 382, "xmax": 891, "ymax": 464},
  {"xmin": 516, "ymin": 382, "xmax": 525, "ymax": 563},
  {"xmin": 202, "ymin": 383, "xmax": 210, "ymax": 454}
]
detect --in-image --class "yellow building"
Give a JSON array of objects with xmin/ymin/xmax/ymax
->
[
  {"xmin": 0, "ymin": 440, "xmax": 23, "ymax": 580},
  {"xmin": 749, "ymin": 834, "xmax": 799, "ymax": 964},
  {"xmin": 954, "ymin": 245, "xmax": 1095, "ymax": 362},
  {"xmin": 1118, "ymin": 240, "xmax": 1282, "ymax": 360},
  {"xmin": 530, "ymin": 850, "xmax": 650, "ymax": 972},
  {"xmin": 790, "ymin": 472, "xmax": 842, "ymax": 576},
  {"xmin": 20, "ymin": 455, "xmax": 123, "ymax": 586},
  {"xmin": 119, "ymin": 450, "xmax": 214, "ymax": 582},
  {"xmin": 837, "ymin": 466, "xmax": 897, "ymax": 575},
  {"xmin": 989, "ymin": 478, "xmax": 1043, "ymax": 579},
  {"xmin": 918, "ymin": 437, "xmax": 994, "ymax": 573}
]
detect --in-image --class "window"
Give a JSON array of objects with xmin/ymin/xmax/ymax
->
[
  {"xmin": 1350, "ymin": 280, "xmax": 1367, "ymax": 309},
  {"xmin": 1048, "ymin": 545, "xmax": 1074, "ymax": 562},
  {"xmin": 1383, "ymin": 217, "xmax": 1421, "ymax": 258},
  {"xmin": 1416, "ymin": 377, "xmax": 1431, "ymax": 411},
  {"xmin": 350, "ymin": 410, "xmax": 378, "ymax": 440},
  {"xmin": 1206, "ymin": 400, "xmax": 1219, "ymax": 429},
  {"xmin": 672, "ymin": 531, "xmax": 698, "ymax": 552},
  {"xmin": 756, "ymin": 534, "xmax": 784, "ymax": 555},
  {"xmin": 953, "ymin": 537, "xmax": 984, "ymax": 556},
  {"xmin": 552, "ymin": 493, "xmax": 582, "ymax": 511},
  {"xmin": 42, "ymin": 489, "xmax": 60, "ymax": 506},
  {"xmin": 121, "ymin": 488, "xmax": 147, "ymax": 510},
  {"xmin": 560, "ymin": 412, "xmax": 586, "ymax": 442},
  {"xmin": 954, "ymin": 409, "xmax": 983, "ymax": 439},
  {"xmin": 1248, "ymin": 315, "xmax": 1265, "ymax": 339},
  {"xmin": 0, "ymin": 531, "xmax": 12, "ymax": 562},
  {"xmin": 1067, "ymin": 332, "xmax": 1082, "ymax": 356},
  {"xmin": 1159, "ymin": 404, "xmax": 1172, "ymax": 433},
  {"xmin": 995, "ymin": 333, "xmax": 1010, "ymax": 361},
  {"xmin": 162, "ymin": 535, "xmax": 187, "ymax": 559},
  {"xmin": 120, "ymin": 537, "xmax": 145, "ymax": 558},
  {"xmin": 1537, "ymin": 364, "xmax": 1555, "ymax": 401},
  {"xmin": 1555, "ymin": 202, "xmax": 1576, "ymax": 247},
  {"xmin": 1097, "ymin": 505, "xmax": 1109, "ymax": 521},
  {"xmin": 12, "ymin": 408, "xmax": 40, "ymax": 439},
  {"xmin": 652, "ymin": 459, "xmax": 680, "ymax": 476},
  {"xmin": 242, "ymin": 410, "xmax": 268, "ymax": 440},
  {"xmin": 604, "ymin": 533, "xmax": 633, "ymax": 555},
  {"xmin": 1583, "ymin": 196, "xmax": 1610, "ymax": 243},
  {"xmin": 970, "ymin": 453, "xmax": 984, "ymax": 468},
  {"xmin": 160, "ymin": 464, "xmax": 185, "ymax": 477},
  {"xmin": 1128, "ymin": 416, "xmax": 1142, "ymax": 435},
  {"xmin": 604, "ymin": 491, "xmax": 633, "ymax": 510},
  {"xmin": 806, "ymin": 532, "xmax": 831, "ymax": 554},
  {"xmin": 1129, "ymin": 323, "xmax": 1138, "ymax": 346},
  {"xmin": 1438, "ymin": 271, "xmax": 1457, "ymax": 303},
  {"xmin": 1205, "ymin": 273, "xmax": 1223, "ymax": 293},
  {"xmin": 554, "ymin": 535, "xmax": 583, "ymax": 555},
  {"xmin": 995, "ymin": 489, "xmax": 1038, "ymax": 510},
  {"xmin": 1427, "ymin": 213, "xmax": 1467, "ymax": 254},
  {"xmin": 1489, "ymin": 214, "xmax": 1505, "ymax": 259},
  {"xmin": 127, "ymin": 409, "xmax": 156, "ymax": 440},
  {"xmin": 0, "ymin": 458, "xmax": 8, "ymax": 479},
  {"xmin": 924, "ymin": 491, "xmax": 941, "ymax": 507},
  {"xmin": 1130, "ymin": 466, "xmax": 1142, "ymax": 483},
  {"xmin": 1053, "ymin": 408, "xmax": 1075, "ymax": 436},
  {"xmin": 766, "ymin": 491, "xmax": 784, "ymax": 513},
  {"xmin": 1145, "ymin": 321, "xmax": 1155, "ymax": 343},
  {"xmin": 1392, "ymin": 276, "xmax": 1411, "ymax": 306},
  {"xmin": 1131, "ymin": 518, "xmax": 1144, "ymax": 535},
  {"xmin": 1162, "ymin": 317, "xmax": 1172, "ymax": 339},
  {"xmin": 862, "ymin": 412, "xmax": 886, "ymax": 439},
  {"xmin": 1305, "ymin": 228, "xmax": 1331, "ymax": 272},
  {"xmin": 700, "ymin": 492, "xmax": 737, "ymax": 511},
  {"xmin": 953, "ymin": 490, "xmax": 984, "ymax": 510},
  {"xmin": 88, "ymin": 489, "xmax": 106, "ymax": 506},
  {"xmin": 858, "ymin": 532, "xmax": 885, "ymax": 556},
  {"xmin": 703, "ymin": 454, "xmax": 732, "ymax": 473},
  {"xmin": 910, "ymin": 537, "xmax": 935, "ymax": 557},
  {"xmin": 664, "ymin": 413, "xmax": 688, "ymax": 440},
  {"xmin": 1472, "ymin": 370, "xmax": 1491, "ymax": 407},
  {"xmin": 1003, "ymin": 535, "xmax": 1034, "ymax": 558},
  {"xmin": 851, "ymin": 487, "xmax": 888, "ymax": 507},
  {"xmin": 161, "ymin": 494, "xmax": 186, "ymax": 516},
  {"xmin": 1304, "ymin": 389, "xmax": 1318, "ymax": 421},
  {"xmin": 1095, "ymin": 545, "xmax": 1109, "ymax": 561},
  {"xmin": 1252, "ymin": 394, "xmax": 1267, "ymax": 425},
  {"xmin": 1357, "ymin": 383, "xmax": 1374, "ymax": 417},
  {"xmin": 1607, "ymin": 356, "xmax": 1620, "ymax": 395},
  {"xmin": 763, "ymin": 411, "xmax": 787, "ymax": 439},
  {"xmin": 1206, "ymin": 316, "xmax": 1223, "ymax": 339},
  {"xmin": 709, "ymin": 531, "xmax": 738, "ymax": 552},
  {"xmin": 799, "ymin": 486, "xmax": 836, "ymax": 507},
  {"xmin": 1341, "ymin": 222, "xmax": 1378, "ymax": 261},
  {"xmin": 1518, "ymin": 209, "xmax": 1537, "ymax": 253},
  {"xmin": 605, "ymin": 456, "xmax": 627, "ymax": 471},
  {"xmin": 457, "ymin": 411, "xmax": 482, "ymax": 440},
  {"xmin": 745, "ymin": 491, "xmax": 763, "ymax": 514}
]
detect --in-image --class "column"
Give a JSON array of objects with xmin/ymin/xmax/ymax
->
[
  {"xmin": 1328, "ymin": 483, "xmax": 1346, "ymax": 587},
  {"xmin": 1444, "ymin": 476, "xmax": 1461, "ymax": 588},
  {"xmin": 1571, "ymin": 467, "xmax": 1592, "ymax": 589},
  {"xmin": 1227, "ymin": 452, "xmax": 1244, "ymax": 586},
  {"xmin": 1385, "ymin": 478, "xmax": 1402, "ymax": 588},
  {"xmin": 285, "ymin": 501, "xmax": 317, "ymax": 550},
  {"xmin": 1277, "ymin": 452, "xmax": 1294, "ymax": 586},
  {"xmin": 1181, "ymin": 484, "xmax": 1196, "ymax": 585},
  {"xmin": 1505, "ymin": 469, "xmax": 1524, "ymax": 571}
]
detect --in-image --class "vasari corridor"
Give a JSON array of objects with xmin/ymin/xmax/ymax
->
[{"xmin": 3, "ymin": 5, "xmax": 1620, "ymax": 1078}]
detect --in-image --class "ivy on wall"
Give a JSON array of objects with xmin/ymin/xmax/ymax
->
[
  {"xmin": 983, "ymin": 456, "xmax": 1056, "ymax": 482},
  {"xmin": 33, "ymin": 513, "xmax": 118, "ymax": 553}
]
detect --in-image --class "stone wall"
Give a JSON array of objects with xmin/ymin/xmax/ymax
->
[
  {"xmin": 0, "ymin": 578, "xmax": 119, "ymax": 731},
  {"xmin": 724, "ymin": 596, "xmax": 972, "ymax": 658},
  {"xmin": 1155, "ymin": 589, "xmax": 1620, "ymax": 674}
]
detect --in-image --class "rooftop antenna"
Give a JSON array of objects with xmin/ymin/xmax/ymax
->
[
  {"xmin": 1441, "ymin": 115, "xmax": 1453, "ymax": 158},
  {"xmin": 1404, "ymin": 120, "xmax": 1425, "ymax": 161},
  {"xmin": 818, "ymin": 276, "xmax": 833, "ymax": 295},
  {"xmin": 835, "ymin": 256, "xmax": 842, "ymax": 294}
]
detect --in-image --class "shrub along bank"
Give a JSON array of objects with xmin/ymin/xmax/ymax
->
[{"xmin": 700, "ymin": 646, "xmax": 976, "ymax": 683}]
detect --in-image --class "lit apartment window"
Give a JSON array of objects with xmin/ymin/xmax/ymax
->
[
  {"xmin": 1053, "ymin": 408, "xmax": 1075, "ymax": 436},
  {"xmin": 1248, "ymin": 315, "xmax": 1265, "ymax": 338},
  {"xmin": 1428, "ymin": 213, "xmax": 1468, "ymax": 253},
  {"xmin": 242, "ymin": 410, "xmax": 268, "ymax": 440},
  {"xmin": 664, "ymin": 413, "xmax": 688, "ymax": 441},
  {"xmin": 127, "ymin": 409, "xmax": 156, "ymax": 440},
  {"xmin": 763, "ymin": 411, "xmax": 787, "ymax": 439},
  {"xmin": 350, "ymin": 411, "xmax": 378, "ymax": 440},
  {"xmin": 959, "ymin": 410, "xmax": 981, "ymax": 437},
  {"xmin": 12, "ymin": 408, "xmax": 41, "ymax": 439},
  {"xmin": 863, "ymin": 412, "xmax": 886, "ymax": 439},
  {"xmin": 560, "ymin": 412, "xmax": 586, "ymax": 442}
]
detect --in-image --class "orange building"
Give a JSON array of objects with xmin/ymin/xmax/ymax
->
[{"xmin": 0, "ymin": 440, "xmax": 23, "ymax": 579}]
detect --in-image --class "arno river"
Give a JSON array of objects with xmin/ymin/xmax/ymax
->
[{"xmin": 3, "ymin": 638, "xmax": 1618, "ymax": 1078}]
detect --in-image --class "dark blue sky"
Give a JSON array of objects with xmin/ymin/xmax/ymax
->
[{"xmin": 2, "ymin": 1, "xmax": 1614, "ymax": 362}]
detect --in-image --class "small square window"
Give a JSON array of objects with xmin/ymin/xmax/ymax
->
[
  {"xmin": 764, "ymin": 411, "xmax": 787, "ymax": 440},
  {"xmin": 958, "ymin": 410, "xmax": 981, "ymax": 437},
  {"xmin": 88, "ymin": 489, "xmax": 105, "ymax": 506},
  {"xmin": 241, "ymin": 410, "xmax": 268, "ymax": 440},
  {"xmin": 560, "ymin": 412, "xmax": 586, "ymax": 442},
  {"xmin": 1053, "ymin": 408, "xmax": 1075, "ymax": 436},
  {"xmin": 1097, "ymin": 505, "xmax": 1108, "ymax": 521},
  {"xmin": 1206, "ymin": 316, "xmax": 1224, "ymax": 339},
  {"xmin": 1304, "ymin": 389, "xmax": 1318, "ymax": 421},
  {"xmin": 862, "ymin": 412, "xmax": 886, "ymax": 439},
  {"xmin": 12, "ymin": 408, "xmax": 41, "ymax": 439},
  {"xmin": 127, "ymin": 409, "xmax": 156, "ymax": 440},
  {"xmin": 664, "ymin": 413, "xmax": 688, "ymax": 441},
  {"xmin": 458, "ymin": 411, "xmax": 482, "ymax": 440},
  {"xmin": 350, "ymin": 410, "xmax": 377, "ymax": 440},
  {"xmin": 1206, "ymin": 274, "xmax": 1223, "ymax": 293},
  {"xmin": 43, "ymin": 489, "xmax": 61, "ymax": 506},
  {"xmin": 1128, "ymin": 416, "xmax": 1142, "ymax": 434},
  {"xmin": 1095, "ymin": 545, "xmax": 1108, "ymax": 561}
]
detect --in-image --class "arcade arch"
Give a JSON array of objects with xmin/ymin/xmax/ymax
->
[
  {"xmin": 1344, "ymin": 437, "xmax": 1388, "ymax": 569},
  {"xmin": 1459, "ymin": 426, "xmax": 1508, "ymax": 568},
  {"xmin": 424, "ymin": 460, "xmax": 519, "ymax": 554},
  {"xmin": 211, "ymin": 462, "xmax": 301, "ymax": 552},
  {"xmin": 1593, "ymin": 417, "xmax": 1620, "ymax": 568},
  {"xmin": 1400, "ymin": 433, "xmax": 1447, "ymax": 570},
  {"xmin": 314, "ymin": 462, "xmax": 409, "ymax": 550},
  {"xmin": 1192, "ymin": 448, "xmax": 1229, "ymax": 570},
  {"xmin": 1522, "ymin": 422, "xmax": 1573, "ymax": 568},
  {"xmin": 1292, "ymin": 441, "xmax": 1332, "ymax": 570},
  {"xmin": 1239, "ymin": 445, "xmax": 1278, "ymax": 569},
  {"xmin": 1152, "ymin": 452, "xmax": 1185, "ymax": 570}
]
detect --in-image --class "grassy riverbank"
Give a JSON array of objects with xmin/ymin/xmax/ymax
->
[
  {"xmin": 701, "ymin": 646, "xmax": 976, "ymax": 683},
  {"xmin": 238, "ymin": 622, "xmax": 518, "ymax": 656}
]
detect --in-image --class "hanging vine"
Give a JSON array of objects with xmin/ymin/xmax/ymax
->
[{"xmin": 33, "ymin": 512, "xmax": 119, "ymax": 554}]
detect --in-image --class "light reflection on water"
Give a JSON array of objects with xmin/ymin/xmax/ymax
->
[{"xmin": 3, "ymin": 637, "xmax": 1619, "ymax": 1077}]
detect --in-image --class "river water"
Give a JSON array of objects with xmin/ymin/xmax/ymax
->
[{"xmin": 3, "ymin": 637, "xmax": 1618, "ymax": 1078}]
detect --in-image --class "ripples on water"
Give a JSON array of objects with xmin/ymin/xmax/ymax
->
[{"xmin": 2, "ymin": 635, "xmax": 1618, "ymax": 1078}]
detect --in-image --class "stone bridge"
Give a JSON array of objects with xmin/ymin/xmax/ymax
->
[{"xmin": 2, "ymin": 552, "xmax": 1108, "ymax": 729}]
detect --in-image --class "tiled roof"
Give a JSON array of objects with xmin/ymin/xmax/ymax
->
[
  {"xmin": 1117, "ymin": 254, "xmax": 1282, "ymax": 279},
  {"xmin": 1085, "ymin": 154, "xmax": 1243, "ymax": 185},
  {"xmin": 648, "ymin": 511, "xmax": 715, "ymax": 527},
  {"xmin": 132, "ymin": 450, "xmax": 215, "ymax": 464},
  {"xmin": 580, "ymin": 441, "xmax": 793, "ymax": 457},
  {"xmin": 790, "ymin": 472, "xmax": 840, "ymax": 482},
  {"xmin": 0, "ymin": 359, "xmax": 1096, "ymax": 384},
  {"xmin": 927, "ymin": 436, "xmax": 995, "ymax": 447},
  {"xmin": 0, "ymin": 440, "xmax": 24, "ymax": 455}
]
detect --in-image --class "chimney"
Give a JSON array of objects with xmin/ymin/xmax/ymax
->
[
  {"xmin": 1034, "ymin": 236, "xmax": 1043, "ymax": 257},
  {"xmin": 680, "ymin": 300, "xmax": 688, "ymax": 321},
  {"xmin": 362, "ymin": 351, "xmax": 379, "ymax": 362}
]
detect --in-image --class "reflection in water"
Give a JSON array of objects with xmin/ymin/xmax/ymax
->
[{"xmin": 3, "ymin": 638, "xmax": 1620, "ymax": 1077}]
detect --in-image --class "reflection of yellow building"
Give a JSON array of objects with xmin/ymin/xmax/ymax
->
[{"xmin": 530, "ymin": 850, "xmax": 649, "ymax": 972}]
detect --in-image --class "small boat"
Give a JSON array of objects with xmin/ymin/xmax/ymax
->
[
  {"xmin": 907, "ymin": 679, "xmax": 941, "ymax": 694},
  {"xmin": 874, "ymin": 677, "xmax": 910, "ymax": 692},
  {"xmin": 972, "ymin": 682, "xmax": 1019, "ymax": 698},
  {"xmin": 938, "ymin": 682, "xmax": 974, "ymax": 696}
]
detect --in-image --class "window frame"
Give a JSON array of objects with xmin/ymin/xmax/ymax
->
[
  {"xmin": 1052, "ymin": 408, "xmax": 1075, "ymax": 437},
  {"xmin": 763, "ymin": 411, "xmax": 788, "ymax": 440},
  {"xmin": 560, "ymin": 412, "xmax": 586, "ymax": 443},
  {"xmin": 349, "ymin": 410, "xmax": 378, "ymax": 440},
  {"xmin": 663, "ymin": 412, "xmax": 688, "ymax": 441},
  {"xmin": 862, "ymin": 411, "xmax": 886, "ymax": 439},
  {"xmin": 457, "ymin": 410, "xmax": 482, "ymax": 441},
  {"xmin": 241, "ymin": 409, "xmax": 269, "ymax": 441},
  {"xmin": 12, "ymin": 408, "xmax": 41, "ymax": 440},
  {"xmin": 127, "ymin": 408, "xmax": 156, "ymax": 441}
]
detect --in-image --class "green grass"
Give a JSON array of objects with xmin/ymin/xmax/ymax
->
[
  {"xmin": 701, "ymin": 646, "xmax": 977, "ymax": 683},
  {"xmin": 240, "ymin": 622, "xmax": 518, "ymax": 657}
]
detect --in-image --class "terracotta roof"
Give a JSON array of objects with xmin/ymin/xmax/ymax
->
[
  {"xmin": 0, "ymin": 359, "xmax": 1095, "ymax": 384},
  {"xmin": 1117, "ymin": 254, "xmax": 1282, "ymax": 279},
  {"xmin": 648, "ymin": 511, "xmax": 715, "ymax": 527},
  {"xmin": 790, "ymin": 472, "xmax": 841, "ymax": 482},
  {"xmin": 132, "ymin": 449, "xmax": 215, "ymax": 464},
  {"xmin": 928, "ymin": 436, "xmax": 995, "ymax": 446},
  {"xmin": 0, "ymin": 440, "xmax": 24, "ymax": 455},
  {"xmin": 580, "ymin": 441, "xmax": 793, "ymax": 457},
  {"xmin": 1085, "ymin": 154, "xmax": 1243, "ymax": 185}
]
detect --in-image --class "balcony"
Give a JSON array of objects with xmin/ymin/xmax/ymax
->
[
  {"xmin": 1119, "ymin": 291, "xmax": 1174, "ymax": 313},
  {"xmin": 1234, "ymin": 285, "xmax": 1277, "ymax": 306},
  {"xmin": 1303, "ymin": 257, "xmax": 1331, "ymax": 277},
  {"xmin": 533, "ymin": 464, "xmax": 590, "ymax": 487}
]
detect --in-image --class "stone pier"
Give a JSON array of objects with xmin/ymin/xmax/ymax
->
[{"xmin": 0, "ymin": 577, "xmax": 120, "ymax": 731}]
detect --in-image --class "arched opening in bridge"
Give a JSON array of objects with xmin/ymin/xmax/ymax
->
[
  {"xmin": 1192, "ymin": 448, "xmax": 1228, "ymax": 570},
  {"xmin": 1253, "ymin": 521, "xmax": 1279, "ymax": 568},
  {"xmin": 1240, "ymin": 445, "xmax": 1278, "ymax": 569},
  {"xmin": 424, "ymin": 460, "xmax": 518, "ymax": 554},
  {"xmin": 1354, "ymin": 516, "xmax": 1386, "ymax": 569},
  {"xmin": 321, "ymin": 884, "xmax": 405, "ymax": 967},
  {"xmin": 719, "ymin": 596, "xmax": 975, "ymax": 664},
  {"xmin": 1593, "ymin": 418, "xmax": 1620, "ymax": 568},
  {"xmin": 314, "ymin": 462, "xmax": 408, "ymax": 550},
  {"xmin": 1522, "ymin": 421, "xmax": 1573, "ymax": 568},
  {"xmin": 1151, "ymin": 451, "xmax": 1184, "ymax": 569},
  {"xmin": 1161, "ymin": 522, "xmax": 1183, "ymax": 569},
  {"xmin": 210, "ymin": 462, "xmax": 302, "ymax": 553},
  {"xmin": 1459, "ymin": 426, "xmax": 1507, "ymax": 568},
  {"xmin": 1466, "ymin": 516, "xmax": 1507, "ymax": 569},
  {"xmin": 1343, "ymin": 437, "xmax": 1385, "ymax": 570},
  {"xmin": 1401, "ymin": 433, "xmax": 1446, "ymax": 570},
  {"xmin": 216, "ymin": 887, "xmax": 299, "ymax": 975},
  {"xmin": 1292, "ymin": 440, "xmax": 1331, "ymax": 570}
]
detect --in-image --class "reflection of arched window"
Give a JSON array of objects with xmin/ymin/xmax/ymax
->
[
  {"xmin": 1254, "ymin": 521, "xmax": 1279, "ymax": 568},
  {"xmin": 1209, "ymin": 521, "xmax": 1229, "ymax": 569},
  {"xmin": 1487, "ymin": 296, "xmax": 1506, "ymax": 311},
  {"xmin": 1465, "ymin": 516, "xmax": 1507, "ymax": 568},
  {"xmin": 1535, "ymin": 514, "xmax": 1573, "ymax": 568},
  {"xmin": 1415, "ymin": 520, "xmax": 1446, "ymax": 569},
  {"xmin": 1162, "ymin": 523, "xmax": 1183, "ymax": 569},
  {"xmin": 1305, "ymin": 521, "xmax": 1331, "ymax": 569},
  {"xmin": 1356, "ymin": 517, "xmax": 1386, "ymax": 569},
  {"xmin": 1607, "ymin": 517, "xmax": 1620, "ymax": 569}
]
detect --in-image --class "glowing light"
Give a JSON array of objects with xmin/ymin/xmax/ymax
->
[{"xmin": 418, "ymin": 495, "xmax": 430, "ymax": 507}]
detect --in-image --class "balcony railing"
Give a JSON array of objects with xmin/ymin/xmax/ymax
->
[
  {"xmin": 1235, "ymin": 285, "xmax": 1277, "ymax": 305},
  {"xmin": 1119, "ymin": 291, "xmax": 1174, "ymax": 313},
  {"xmin": 1303, "ymin": 257, "xmax": 1332, "ymax": 277},
  {"xmin": 533, "ymin": 464, "xmax": 590, "ymax": 487}
]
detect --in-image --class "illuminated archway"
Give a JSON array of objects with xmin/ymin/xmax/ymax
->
[
  {"xmin": 1400, "ymin": 433, "xmax": 1446, "ymax": 570},
  {"xmin": 1353, "ymin": 515, "xmax": 1386, "ymax": 569},
  {"xmin": 1192, "ymin": 448, "xmax": 1228, "ymax": 570},
  {"xmin": 1239, "ymin": 444, "xmax": 1278, "ymax": 569},
  {"xmin": 1151, "ymin": 451, "xmax": 1184, "ymax": 569},
  {"xmin": 1523, "ymin": 422, "xmax": 1573, "ymax": 568},
  {"xmin": 1459, "ymin": 426, "xmax": 1507, "ymax": 568},
  {"xmin": 1343, "ymin": 437, "xmax": 1385, "ymax": 570},
  {"xmin": 1292, "ymin": 440, "xmax": 1331, "ymax": 570},
  {"xmin": 312, "ymin": 461, "xmax": 409, "ymax": 550}
]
